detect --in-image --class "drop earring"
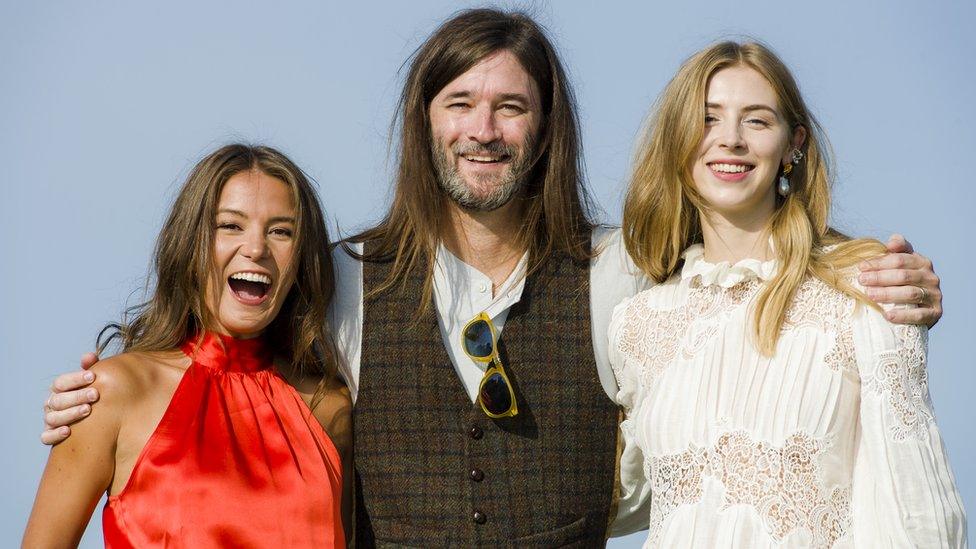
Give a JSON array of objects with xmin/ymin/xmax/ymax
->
[
  {"xmin": 778, "ymin": 164, "xmax": 793, "ymax": 197},
  {"xmin": 778, "ymin": 149, "xmax": 804, "ymax": 197}
]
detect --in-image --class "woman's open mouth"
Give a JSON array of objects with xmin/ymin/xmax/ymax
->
[
  {"xmin": 227, "ymin": 272, "xmax": 272, "ymax": 306},
  {"xmin": 708, "ymin": 161, "xmax": 755, "ymax": 182}
]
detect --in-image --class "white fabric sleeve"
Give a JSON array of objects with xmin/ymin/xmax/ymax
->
[
  {"xmin": 590, "ymin": 226, "xmax": 654, "ymax": 401},
  {"xmin": 329, "ymin": 242, "xmax": 364, "ymax": 404},
  {"xmin": 606, "ymin": 297, "xmax": 652, "ymax": 537},
  {"xmin": 850, "ymin": 302, "xmax": 967, "ymax": 546}
]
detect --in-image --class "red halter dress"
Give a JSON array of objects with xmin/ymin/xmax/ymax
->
[{"xmin": 103, "ymin": 332, "xmax": 345, "ymax": 548}]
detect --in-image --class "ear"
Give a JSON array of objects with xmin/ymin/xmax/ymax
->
[{"xmin": 785, "ymin": 125, "xmax": 808, "ymax": 162}]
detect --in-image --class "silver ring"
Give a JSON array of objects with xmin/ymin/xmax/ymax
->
[{"xmin": 918, "ymin": 286, "xmax": 928, "ymax": 303}]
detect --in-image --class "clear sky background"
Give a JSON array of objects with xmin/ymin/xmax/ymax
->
[{"xmin": 3, "ymin": 1, "xmax": 973, "ymax": 546}]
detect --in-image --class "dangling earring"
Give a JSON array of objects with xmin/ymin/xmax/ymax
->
[
  {"xmin": 778, "ymin": 164, "xmax": 793, "ymax": 197},
  {"xmin": 778, "ymin": 148, "xmax": 804, "ymax": 197}
]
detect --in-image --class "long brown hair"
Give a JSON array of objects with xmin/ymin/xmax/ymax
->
[
  {"xmin": 100, "ymin": 144, "xmax": 338, "ymax": 381},
  {"xmin": 623, "ymin": 41, "xmax": 885, "ymax": 355},
  {"xmin": 349, "ymin": 8, "xmax": 596, "ymax": 310}
]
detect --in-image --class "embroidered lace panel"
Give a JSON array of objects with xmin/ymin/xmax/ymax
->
[
  {"xmin": 615, "ymin": 277, "xmax": 861, "ymax": 387},
  {"xmin": 783, "ymin": 278, "xmax": 859, "ymax": 375},
  {"xmin": 647, "ymin": 431, "xmax": 851, "ymax": 547},
  {"xmin": 615, "ymin": 280, "xmax": 761, "ymax": 386},
  {"xmin": 862, "ymin": 325, "xmax": 932, "ymax": 441}
]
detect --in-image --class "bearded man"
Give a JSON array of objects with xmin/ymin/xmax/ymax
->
[{"xmin": 41, "ymin": 9, "xmax": 944, "ymax": 547}]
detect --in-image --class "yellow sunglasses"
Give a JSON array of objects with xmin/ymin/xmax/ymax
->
[{"xmin": 461, "ymin": 312, "xmax": 518, "ymax": 418}]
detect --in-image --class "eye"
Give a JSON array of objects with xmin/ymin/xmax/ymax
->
[
  {"xmin": 269, "ymin": 227, "xmax": 294, "ymax": 238},
  {"xmin": 447, "ymin": 102, "xmax": 471, "ymax": 111},
  {"xmin": 499, "ymin": 104, "xmax": 525, "ymax": 115},
  {"xmin": 217, "ymin": 222, "xmax": 242, "ymax": 231},
  {"xmin": 745, "ymin": 118, "xmax": 771, "ymax": 128},
  {"xmin": 704, "ymin": 114, "xmax": 719, "ymax": 124}
]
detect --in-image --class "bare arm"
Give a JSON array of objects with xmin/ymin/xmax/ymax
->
[
  {"xmin": 286, "ymin": 371, "xmax": 354, "ymax": 542},
  {"xmin": 24, "ymin": 360, "xmax": 126, "ymax": 548},
  {"xmin": 858, "ymin": 234, "xmax": 942, "ymax": 327},
  {"xmin": 310, "ymin": 376, "xmax": 354, "ymax": 543}
]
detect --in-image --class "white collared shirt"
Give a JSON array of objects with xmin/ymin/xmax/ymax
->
[{"xmin": 329, "ymin": 225, "xmax": 652, "ymax": 536}]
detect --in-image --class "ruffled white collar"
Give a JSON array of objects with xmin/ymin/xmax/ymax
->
[{"xmin": 680, "ymin": 244, "xmax": 777, "ymax": 288}]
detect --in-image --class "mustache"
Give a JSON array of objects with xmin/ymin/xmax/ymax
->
[{"xmin": 452, "ymin": 141, "xmax": 517, "ymax": 157}]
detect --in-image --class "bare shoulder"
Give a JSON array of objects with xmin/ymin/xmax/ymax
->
[
  {"xmin": 314, "ymin": 375, "xmax": 353, "ymax": 458},
  {"xmin": 91, "ymin": 350, "xmax": 188, "ymax": 408},
  {"xmin": 310, "ymin": 375, "xmax": 352, "ymax": 432},
  {"xmin": 284, "ymin": 369, "xmax": 352, "ymax": 448}
]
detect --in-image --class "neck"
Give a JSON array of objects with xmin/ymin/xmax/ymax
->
[
  {"xmin": 440, "ymin": 198, "xmax": 526, "ymax": 291},
  {"xmin": 699, "ymin": 204, "xmax": 774, "ymax": 264}
]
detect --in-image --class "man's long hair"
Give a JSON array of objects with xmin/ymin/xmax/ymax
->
[
  {"xmin": 350, "ymin": 9, "xmax": 596, "ymax": 310},
  {"xmin": 100, "ymin": 144, "xmax": 339, "ymax": 385}
]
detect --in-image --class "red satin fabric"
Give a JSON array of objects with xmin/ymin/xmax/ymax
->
[{"xmin": 103, "ymin": 332, "xmax": 344, "ymax": 548}]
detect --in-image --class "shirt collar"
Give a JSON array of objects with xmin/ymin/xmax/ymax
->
[
  {"xmin": 680, "ymin": 243, "xmax": 777, "ymax": 288},
  {"xmin": 433, "ymin": 243, "xmax": 529, "ymax": 318}
]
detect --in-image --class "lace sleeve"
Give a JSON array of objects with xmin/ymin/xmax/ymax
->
[
  {"xmin": 606, "ymin": 296, "xmax": 652, "ymax": 536},
  {"xmin": 850, "ymin": 301, "xmax": 967, "ymax": 546},
  {"xmin": 608, "ymin": 297, "xmax": 640, "ymax": 411}
]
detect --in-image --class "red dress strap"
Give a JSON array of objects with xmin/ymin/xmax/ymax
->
[{"xmin": 103, "ymin": 332, "xmax": 344, "ymax": 547}]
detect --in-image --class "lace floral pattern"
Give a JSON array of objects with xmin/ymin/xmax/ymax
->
[
  {"xmin": 862, "ymin": 325, "xmax": 932, "ymax": 441},
  {"xmin": 615, "ymin": 274, "xmax": 865, "ymax": 387},
  {"xmin": 647, "ymin": 431, "xmax": 852, "ymax": 547},
  {"xmin": 615, "ymin": 280, "xmax": 761, "ymax": 387},
  {"xmin": 782, "ymin": 278, "xmax": 860, "ymax": 376}
]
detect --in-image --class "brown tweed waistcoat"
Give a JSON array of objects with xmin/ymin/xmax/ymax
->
[{"xmin": 353, "ymin": 238, "xmax": 620, "ymax": 548}]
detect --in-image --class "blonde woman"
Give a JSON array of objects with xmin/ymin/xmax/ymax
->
[{"xmin": 610, "ymin": 42, "xmax": 966, "ymax": 547}]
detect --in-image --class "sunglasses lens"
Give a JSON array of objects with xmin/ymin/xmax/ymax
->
[
  {"xmin": 479, "ymin": 371, "xmax": 512, "ymax": 416},
  {"xmin": 463, "ymin": 319, "xmax": 494, "ymax": 358}
]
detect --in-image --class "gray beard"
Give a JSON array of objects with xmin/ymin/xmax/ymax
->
[{"xmin": 431, "ymin": 138, "xmax": 533, "ymax": 212}]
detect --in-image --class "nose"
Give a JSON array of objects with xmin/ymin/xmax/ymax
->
[
  {"xmin": 240, "ymin": 229, "xmax": 268, "ymax": 260},
  {"xmin": 468, "ymin": 105, "xmax": 501, "ymax": 144},
  {"xmin": 717, "ymin": 120, "xmax": 746, "ymax": 150}
]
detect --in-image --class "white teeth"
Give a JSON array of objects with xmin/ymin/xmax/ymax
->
[
  {"xmin": 710, "ymin": 163, "xmax": 750, "ymax": 173},
  {"xmin": 230, "ymin": 272, "xmax": 271, "ymax": 285},
  {"xmin": 463, "ymin": 155, "xmax": 501, "ymax": 163}
]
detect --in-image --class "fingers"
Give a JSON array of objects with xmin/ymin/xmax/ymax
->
[
  {"xmin": 46, "ymin": 386, "xmax": 99, "ymax": 413},
  {"xmin": 858, "ymin": 268, "xmax": 930, "ymax": 288},
  {"xmin": 50, "ymin": 370, "xmax": 97, "ymax": 394},
  {"xmin": 884, "ymin": 233, "xmax": 914, "ymax": 254},
  {"xmin": 863, "ymin": 285, "xmax": 929, "ymax": 305},
  {"xmin": 858, "ymin": 252, "xmax": 932, "ymax": 275},
  {"xmin": 40, "ymin": 426, "xmax": 71, "ymax": 446},
  {"xmin": 884, "ymin": 307, "xmax": 937, "ymax": 327},
  {"xmin": 44, "ymin": 403, "xmax": 92, "ymax": 431},
  {"xmin": 81, "ymin": 352, "xmax": 99, "ymax": 370}
]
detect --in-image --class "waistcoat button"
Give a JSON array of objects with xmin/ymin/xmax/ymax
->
[
  {"xmin": 469, "ymin": 468, "xmax": 484, "ymax": 481},
  {"xmin": 473, "ymin": 511, "xmax": 487, "ymax": 524},
  {"xmin": 470, "ymin": 426, "xmax": 483, "ymax": 440}
]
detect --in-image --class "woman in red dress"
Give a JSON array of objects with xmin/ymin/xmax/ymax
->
[{"xmin": 23, "ymin": 144, "xmax": 350, "ymax": 548}]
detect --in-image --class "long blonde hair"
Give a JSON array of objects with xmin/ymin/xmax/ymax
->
[{"xmin": 623, "ymin": 41, "xmax": 884, "ymax": 356}]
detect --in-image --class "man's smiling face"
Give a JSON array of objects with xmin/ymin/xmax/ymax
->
[{"xmin": 428, "ymin": 49, "xmax": 542, "ymax": 211}]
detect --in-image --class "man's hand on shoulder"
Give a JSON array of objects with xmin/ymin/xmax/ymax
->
[
  {"xmin": 41, "ymin": 352, "xmax": 101, "ymax": 445},
  {"xmin": 858, "ymin": 234, "xmax": 943, "ymax": 328}
]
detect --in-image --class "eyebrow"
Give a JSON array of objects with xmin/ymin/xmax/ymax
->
[
  {"xmin": 441, "ymin": 91, "xmax": 533, "ymax": 105},
  {"xmin": 706, "ymin": 102, "xmax": 778, "ymax": 114},
  {"xmin": 217, "ymin": 209, "xmax": 296, "ymax": 224}
]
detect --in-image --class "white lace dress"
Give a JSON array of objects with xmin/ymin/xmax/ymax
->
[{"xmin": 608, "ymin": 244, "xmax": 966, "ymax": 548}]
